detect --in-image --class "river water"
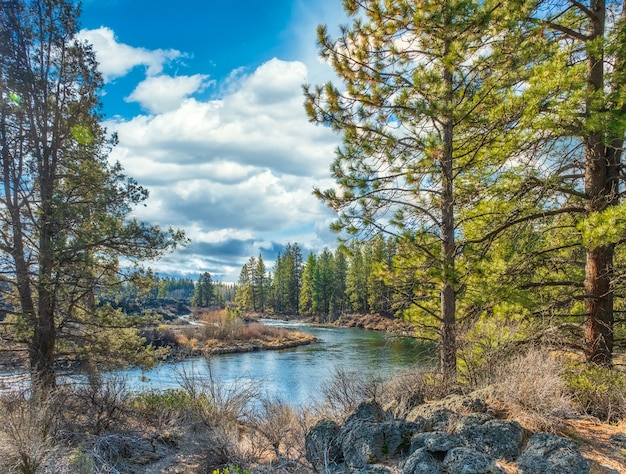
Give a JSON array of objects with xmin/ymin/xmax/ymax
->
[{"xmin": 115, "ymin": 320, "xmax": 434, "ymax": 406}]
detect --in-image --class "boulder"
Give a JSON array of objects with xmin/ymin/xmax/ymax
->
[
  {"xmin": 341, "ymin": 420, "xmax": 403, "ymax": 469},
  {"xmin": 407, "ymin": 407, "xmax": 459, "ymax": 431},
  {"xmin": 443, "ymin": 447, "xmax": 498, "ymax": 474},
  {"xmin": 407, "ymin": 394, "xmax": 487, "ymax": 423},
  {"xmin": 423, "ymin": 432, "xmax": 464, "ymax": 455},
  {"xmin": 305, "ymin": 419, "xmax": 343, "ymax": 472},
  {"xmin": 454, "ymin": 413, "xmax": 524, "ymax": 461},
  {"xmin": 517, "ymin": 432, "xmax": 589, "ymax": 474},
  {"xmin": 352, "ymin": 465, "xmax": 394, "ymax": 473},
  {"xmin": 402, "ymin": 448, "xmax": 442, "ymax": 474},
  {"xmin": 344, "ymin": 399, "xmax": 389, "ymax": 426},
  {"xmin": 339, "ymin": 400, "xmax": 421, "ymax": 469}
]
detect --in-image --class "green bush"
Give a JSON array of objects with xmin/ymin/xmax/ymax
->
[
  {"xmin": 129, "ymin": 388, "xmax": 213, "ymax": 426},
  {"xmin": 565, "ymin": 364, "xmax": 626, "ymax": 422}
]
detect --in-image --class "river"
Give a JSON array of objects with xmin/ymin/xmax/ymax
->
[{"xmin": 115, "ymin": 319, "xmax": 435, "ymax": 406}]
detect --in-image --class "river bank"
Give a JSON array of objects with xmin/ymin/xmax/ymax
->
[
  {"xmin": 147, "ymin": 309, "xmax": 318, "ymax": 358},
  {"xmin": 246, "ymin": 311, "xmax": 417, "ymax": 337}
]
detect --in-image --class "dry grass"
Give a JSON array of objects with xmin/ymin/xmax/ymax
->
[{"xmin": 154, "ymin": 309, "xmax": 317, "ymax": 356}]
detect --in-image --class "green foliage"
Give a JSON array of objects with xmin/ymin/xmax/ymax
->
[
  {"xmin": 565, "ymin": 364, "xmax": 626, "ymax": 422},
  {"xmin": 0, "ymin": 0, "xmax": 186, "ymax": 392},
  {"xmin": 193, "ymin": 272, "xmax": 215, "ymax": 307},
  {"xmin": 129, "ymin": 388, "xmax": 213, "ymax": 424},
  {"xmin": 70, "ymin": 444, "xmax": 96, "ymax": 474}
]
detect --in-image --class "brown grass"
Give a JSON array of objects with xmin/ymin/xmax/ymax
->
[{"xmin": 168, "ymin": 310, "xmax": 317, "ymax": 355}]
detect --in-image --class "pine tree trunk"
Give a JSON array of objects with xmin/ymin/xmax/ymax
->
[
  {"xmin": 440, "ymin": 61, "xmax": 457, "ymax": 385},
  {"xmin": 583, "ymin": 0, "xmax": 614, "ymax": 367}
]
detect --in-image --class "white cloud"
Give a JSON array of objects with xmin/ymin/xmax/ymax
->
[
  {"xmin": 77, "ymin": 27, "xmax": 182, "ymax": 81},
  {"xmin": 105, "ymin": 56, "xmax": 341, "ymax": 279},
  {"xmin": 126, "ymin": 74, "xmax": 213, "ymax": 114}
]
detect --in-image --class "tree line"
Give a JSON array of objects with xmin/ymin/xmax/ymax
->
[{"xmin": 234, "ymin": 237, "xmax": 395, "ymax": 318}]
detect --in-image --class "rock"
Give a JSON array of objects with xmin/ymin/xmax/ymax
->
[
  {"xmin": 385, "ymin": 391, "xmax": 425, "ymax": 418},
  {"xmin": 611, "ymin": 433, "xmax": 626, "ymax": 448},
  {"xmin": 423, "ymin": 432, "xmax": 464, "ymax": 454},
  {"xmin": 409, "ymin": 432, "xmax": 432, "ymax": 453},
  {"xmin": 517, "ymin": 432, "xmax": 590, "ymax": 474},
  {"xmin": 305, "ymin": 419, "xmax": 343, "ymax": 472},
  {"xmin": 407, "ymin": 394, "xmax": 487, "ymax": 424},
  {"xmin": 454, "ymin": 413, "xmax": 524, "ymax": 461},
  {"xmin": 402, "ymin": 448, "xmax": 442, "ymax": 474},
  {"xmin": 344, "ymin": 400, "xmax": 389, "ymax": 426},
  {"xmin": 443, "ymin": 447, "xmax": 498, "ymax": 474},
  {"xmin": 339, "ymin": 400, "xmax": 421, "ymax": 469},
  {"xmin": 353, "ymin": 465, "xmax": 395, "ymax": 473},
  {"xmin": 408, "ymin": 407, "xmax": 459, "ymax": 431},
  {"xmin": 341, "ymin": 420, "xmax": 403, "ymax": 469}
]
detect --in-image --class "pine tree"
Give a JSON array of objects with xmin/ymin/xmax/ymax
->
[
  {"xmin": 0, "ymin": 0, "xmax": 184, "ymax": 393},
  {"xmin": 305, "ymin": 0, "xmax": 526, "ymax": 382}
]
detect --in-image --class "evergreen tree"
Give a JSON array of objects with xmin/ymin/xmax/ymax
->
[
  {"xmin": 333, "ymin": 247, "xmax": 349, "ymax": 315},
  {"xmin": 314, "ymin": 248, "xmax": 336, "ymax": 319},
  {"xmin": 234, "ymin": 263, "xmax": 253, "ymax": 312},
  {"xmin": 192, "ymin": 272, "xmax": 214, "ymax": 307},
  {"xmin": 253, "ymin": 254, "xmax": 268, "ymax": 312},
  {"xmin": 300, "ymin": 253, "xmax": 317, "ymax": 315},
  {"xmin": 305, "ymin": 0, "xmax": 525, "ymax": 382},
  {"xmin": 0, "ymin": 0, "xmax": 184, "ymax": 393}
]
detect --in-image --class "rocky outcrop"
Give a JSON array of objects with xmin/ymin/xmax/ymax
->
[
  {"xmin": 517, "ymin": 432, "xmax": 590, "ymax": 474},
  {"xmin": 305, "ymin": 398, "xmax": 590, "ymax": 474}
]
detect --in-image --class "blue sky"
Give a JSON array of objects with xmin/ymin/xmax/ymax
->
[{"xmin": 78, "ymin": 0, "xmax": 347, "ymax": 282}]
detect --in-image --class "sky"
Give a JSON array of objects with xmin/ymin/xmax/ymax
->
[{"xmin": 77, "ymin": 0, "xmax": 348, "ymax": 282}]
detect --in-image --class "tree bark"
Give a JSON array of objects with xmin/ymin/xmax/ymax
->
[
  {"xmin": 440, "ymin": 56, "xmax": 457, "ymax": 384},
  {"xmin": 583, "ymin": 0, "xmax": 615, "ymax": 366}
]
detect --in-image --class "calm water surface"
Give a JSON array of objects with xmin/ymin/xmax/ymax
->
[{"xmin": 115, "ymin": 320, "xmax": 435, "ymax": 406}]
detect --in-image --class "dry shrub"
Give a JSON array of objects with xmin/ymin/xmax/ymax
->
[
  {"xmin": 248, "ymin": 397, "xmax": 309, "ymax": 469},
  {"xmin": 174, "ymin": 366, "xmax": 260, "ymax": 470},
  {"xmin": 317, "ymin": 366, "xmax": 386, "ymax": 418},
  {"xmin": 241, "ymin": 322, "xmax": 263, "ymax": 340},
  {"xmin": 0, "ymin": 392, "xmax": 61, "ymax": 474},
  {"xmin": 491, "ymin": 347, "xmax": 574, "ymax": 430},
  {"xmin": 60, "ymin": 374, "xmax": 130, "ymax": 436}
]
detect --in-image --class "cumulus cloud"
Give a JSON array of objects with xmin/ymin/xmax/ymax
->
[
  {"xmin": 126, "ymin": 74, "xmax": 213, "ymax": 114},
  {"xmin": 104, "ymin": 55, "xmax": 340, "ymax": 280},
  {"xmin": 77, "ymin": 27, "xmax": 182, "ymax": 81}
]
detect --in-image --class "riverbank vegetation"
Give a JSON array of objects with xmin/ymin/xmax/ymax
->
[
  {"xmin": 0, "ymin": 345, "xmax": 624, "ymax": 473},
  {"xmin": 142, "ymin": 309, "xmax": 317, "ymax": 357}
]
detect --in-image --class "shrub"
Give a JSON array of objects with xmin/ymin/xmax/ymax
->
[
  {"xmin": 129, "ymin": 387, "xmax": 208, "ymax": 429},
  {"xmin": 318, "ymin": 366, "xmax": 386, "ymax": 417},
  {"xmin": 0, "ymin": 393, "xmax": 60, "ymax": 474},
  {"xmin": 494, "ymin": 347, "xmax": 574, "ymax": 418},
  {"xmin": 565, "ymin": 363, "xmax": 626, "ymax": 422}
]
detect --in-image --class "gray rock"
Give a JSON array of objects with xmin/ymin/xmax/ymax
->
[
  {"xmin": 410, "ymin": 432, "xmax": 434, "ymax": 453},
  {"xmin": 409, "ymin": 407, "xmax": 459, "ymax": 431},
  {"xmin": 407, "ymin": 394, "xmax": 487, "ymax": 423},
  {"xmin": 305, "ymin": 418, "xmax": 343, "ymax": 472},
  {"xmin": 443, "ymin": 447, "xmax": 497, "ymax": 474},
  {"xmin": 341, "ymin": 420, "xmax": 403, "ymax": 469},
  {"xmin": 424, "ymin": 432, "xmax": 463, "ymax": 454},
  {"xmin": 455, "ymin": 413, "xmax": 524, "ymax": 461},
  {"xmin": 344, "ymin": 399, "xmax": 389, "ymax": 426},
  {"xmin": 611, "ymin": 433, "xmax": 626, "ymax": 448},
  {"xmin": 517, "ymin": 432, "xmax": 590, "ymax": 474},
  {"xmin": 402, "ymin": 447, "xmax": 442, "ymax": 474}
]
